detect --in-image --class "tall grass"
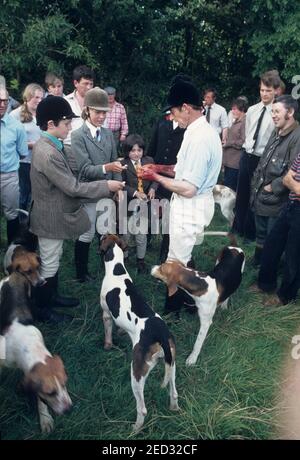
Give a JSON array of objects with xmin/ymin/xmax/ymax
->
[{"xmin": 1, "ymin": 209, "xmax": 299, "ymax": 440}]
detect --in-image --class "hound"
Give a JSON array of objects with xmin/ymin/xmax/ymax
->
[
  {"xmin": 152, "ymin": 234, "xmax": 245, "ymax": 366},
  {"xmin": 213, "ymin": 184, "xmax": 236, "ymax": 226},
  {"xmin": 99, "ymin": 234, "xmax": 179, "ymax": 432},
  {"xmin": 0, "ymin": 272, "xmax": 72, "ymax": 433}
]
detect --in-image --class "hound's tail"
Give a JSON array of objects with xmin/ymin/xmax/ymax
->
[
  {"xmin": 161, "ymin": 336, "xmax": 174, "ymax": 388},
  {"xmin": 204, "ymin": 231, "xmax": 237, "ymax": 247}
]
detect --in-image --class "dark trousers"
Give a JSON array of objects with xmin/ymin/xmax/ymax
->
[
  {"xmin": 19, "ymin": 162, "xmax": 31, "ymax": 211},
  {"xmin": 223, "ymin": 166, "xmax": 239, "ymax": 191},
  {"xmin": 232, "ymin": 150, "xmax": 260, "ymax": 240},
  {"xmin": 258, "ymin": 201, "xmax": 300, "ymax": 303}
]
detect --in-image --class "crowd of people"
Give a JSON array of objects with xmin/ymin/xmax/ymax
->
[{"xmin": 1, "ymin": 66, "xmax": 300, "ymax": 325}]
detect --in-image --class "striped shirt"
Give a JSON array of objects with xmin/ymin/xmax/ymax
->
[
  {"xmin": 289, "ymin": 153, "xmax": 300, "ymax": 201},
  {"xmin": 104, "ymin": 102, "xmax": 128, "ymax": 137}
]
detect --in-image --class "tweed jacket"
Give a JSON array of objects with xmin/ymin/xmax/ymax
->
[
  {"xmin": 121, "ymin": 156, "xmax": 158, "ymax": 200},
  {"xmin": 251, "ymin": 122, "xmax": 300, "ymax": 217},
  {"xmin": 30, "ymin": 136, "xmax": 111, "ymax": 239},
  {"xmin": 71, "ymin": 123, "xmax": 122, "ymax": 182}
]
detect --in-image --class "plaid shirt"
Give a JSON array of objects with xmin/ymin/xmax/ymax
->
[
  {"xmin": 105, "ymin": 102, "xmax": 128, "ymax": 137},
  {"xmin": 289, "ymin": 152, "xmax": 300, "ymax": 201}
]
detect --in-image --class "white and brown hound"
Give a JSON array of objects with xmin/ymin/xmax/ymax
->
[
  {"xmin": 152, "ymin": 234, "xmax": 245, "ymax": 366},
  {"xmin": 213, "ymin": 184, "xmax": 236, "ymax": 227},
  {"xmin": 0, "ymin": 272, "xmax": 72, "ymax": 433},
  {"xmin": 99, "ymin": 234, "xmax": 179, "ymax": 432}
]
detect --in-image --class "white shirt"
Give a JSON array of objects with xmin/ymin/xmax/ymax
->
[
  {"xmin": 64, "ymin": 91, "xmax": 84, "ymax": 145},
  {"xmin": 243, "ymin": 101, "xmax": 274, "ymax": 157},
  {"xmin": 10, "ymin": 107, "xmax": 41, "ymax": 164},
  {"xmin": 204, "ymin": 102, "xmax": 228, "ymax": 135},
  {"xmin": 174, "ymin": 116, "xmax": 222, "ymax": 195}
]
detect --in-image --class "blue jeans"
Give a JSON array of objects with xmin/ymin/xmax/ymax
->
[
  {"xmin": 258, "ymin": 200, "xmax": 300, "ymax": 303},
  {"xmin": 255, "ymin": 215, "xmax": 278, "ymax": 247},
  {"xmin": 19, "ymin": 162, "xmax": 31, "ymax": 211}
]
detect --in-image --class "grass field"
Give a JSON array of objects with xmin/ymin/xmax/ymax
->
[{"xmin": 1, "ymin": 208, "xmax": 300, "ymax": 440}]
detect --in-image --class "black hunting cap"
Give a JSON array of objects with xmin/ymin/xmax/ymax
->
[
  {"xmin": 36, "ymin": 95, "xmax": 79, "ymax": 127},
  {"xmin": 164, "ymin": 74, "xmax": 201, "ymax": 112}
]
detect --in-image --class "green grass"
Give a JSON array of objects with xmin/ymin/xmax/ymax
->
[{"xmin": 1, "ymin": 208, "xmax": 300, "ymax": 440}]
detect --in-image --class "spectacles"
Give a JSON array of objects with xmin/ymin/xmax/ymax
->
[{"xmin": 0, "ymin": 99, "xmax": 9, "ymax": 105}]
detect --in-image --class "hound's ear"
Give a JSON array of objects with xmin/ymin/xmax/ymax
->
[
  {"xmin": 179, "ymin": 271, "xmax": 209, "ymax": 296},
  {"xmin": 22, "ymin": 374, "xmax": 42, "ymax": 394},
  {"xmin": 116, "ymin": 237, "xmax": 128, "ymax": 252}
]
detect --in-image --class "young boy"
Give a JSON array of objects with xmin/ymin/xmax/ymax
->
[{"xmin": 30, "ymin": 96, "xmax": 124, "ymax": 323}]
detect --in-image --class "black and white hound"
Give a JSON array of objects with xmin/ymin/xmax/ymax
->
[
  {"xmin": 152, "ymin": 233, "xmax": 245, "ymax": 366},
  {"xmin": 99, "ymin": 234, "xmax": 179, "ymax": 432}
]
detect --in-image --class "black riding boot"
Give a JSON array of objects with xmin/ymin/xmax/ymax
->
[
  {"xmin": 52, "ymin": 272, "xmax": 79, "ymax": 307},
  {"xmin": 164, "ymin": 288, "xmax": 183, "ymax": 317},
  {"xmin": 6, "ymin": 217, "xmax": 20, "ymax": 245},
  {"xmin": 74, "ymin": 240, "xmax": 95, "ymax": 283},
  {"xmin": 34, "ymin": 276, "xmax": 72, "ymax": 323},
  {"xmin": 252, "ymin": 245, "xmax": 263, "ymax": 268},
  {"xmin": 159, "ymin": 234, "xmax": 170, "ymax": 263}
]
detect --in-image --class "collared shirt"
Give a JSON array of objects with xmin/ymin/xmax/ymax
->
[
  {"xmin": 85, "ymin": 119, "xmax": 101, "ymax": 139},
  {"xmin": 204, "ymin": 102, "xmax": 228, "ymax": 135},
  {"xmin": 83, "ymin": 121, "xmax": 106, "ymax": 174},
  {"xmin": 243, "ymin": 101, "xmax": 274, "ymax": 157},
  {"xmin": 64, "ymin": 91, "xmax": 84, "ymax": 145},
  {"xmin": 103, "ymin": 102, "xmax": 128, "ymax": 137},
  {"xmin": 174, "ymin": 116, "xmax": 222, "ymax": 195},
  {"xmin": 10, "ymin": 106, "xmax": 41, "ymax": 164},
  {"xmin": 41, "ymin": 131, "xmax": 63, "ymax": 151},
  {"xmin": 289, "ymin": 153, "xmax": 300, "ymax": 201},
  {"xmin": 0, "ymin": 112, "xmax": 28, "ymax": 172}
]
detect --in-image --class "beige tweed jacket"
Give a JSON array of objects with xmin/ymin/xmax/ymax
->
[{"xmin": 30, "ymin": 136, "xmax": 110, "ymax": 239}]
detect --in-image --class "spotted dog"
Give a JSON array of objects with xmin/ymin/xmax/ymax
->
[
  {"xmin": 0, "ymin": 272, "xmax": 72, "ymax": 433},
  {"xmin": 152, "ymin": 234, "xmax": 245, "ymax": 366},
  {"xmin": 99, "ymin": 234, "xmax": 179, "ymax": 432}
]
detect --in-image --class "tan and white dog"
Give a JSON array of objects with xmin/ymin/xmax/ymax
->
[
  {"xmin": 152, "ymin": 234, "xmax": 245, "ymax": 366},
  {"xmin": 0, "ymin": 273, "xmax": 72, "ymax": 433}
]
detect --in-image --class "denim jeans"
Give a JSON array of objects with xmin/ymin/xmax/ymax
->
[
  {"xmin": 258, "ymin": 200, "xmax": 300, "ymax": 303},
  {"xmin": 255, "ymin": 214, "xmax": 278, "ymax": 247}
]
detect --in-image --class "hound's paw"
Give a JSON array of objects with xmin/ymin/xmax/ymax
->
[
  {"xmin": 132, "ymin": 422, "xmax": 143, "ymax": 433},
  {"xmin": 186, "ymin": 354, "xmax": 198, "ymax": 366},
  {"xmin": 104, "ymin": 342, "xmax": 112, "ymax": 350},
  {"xmin": 40, "ymin": 414, "xmax": 54, "ymax": 433},
  {"xmin": 170, "ymin": 400, "xmax": 180, "ymax": 411}
]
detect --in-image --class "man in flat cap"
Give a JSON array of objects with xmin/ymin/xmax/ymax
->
[
  {"xmin": 104, "ymin": 86, "xmax": 128, "ymax": 151},
  {"xmin": 149, "ymin": 76, "xmax": 222, "ymax": 313}
]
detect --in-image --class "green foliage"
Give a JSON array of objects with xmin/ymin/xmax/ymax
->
[{"xmin": 1, "ymin": 0, "xmax": 300, "ymax": 140}]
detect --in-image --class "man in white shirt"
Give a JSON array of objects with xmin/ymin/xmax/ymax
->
[
  {"xmin": 232, "ymin": 71, "xmax": 281, "ymax": 241},
  {"xmin": 204, "ymin": 88, "xmax": 228, "ymax": 144},
  {"xmin": 64, "ymin": 65, "xmax": 94, "ymax": 147},
  {"xmin": 148, "ymin": 76, "xmax": 222, "ymax": 313}
]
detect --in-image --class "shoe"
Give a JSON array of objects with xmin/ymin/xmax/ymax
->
[
  {"xmin": 53, "ymin": 293, "xmax": 80, "ymax": 308},
  {"xmin": 36, "ymin": 309, "xmax": 73, "ymax": 324},
  {"xmin": 76, "ymin": 273, "xmax": 96, "ymax": 284}
]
